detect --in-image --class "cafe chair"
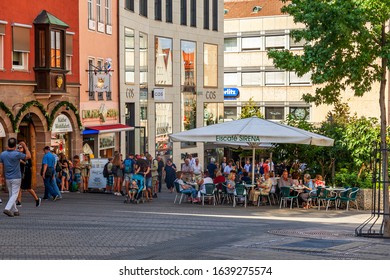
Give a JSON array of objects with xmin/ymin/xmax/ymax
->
[
  {"xmin": 173, "ymin": 181, "xmax": 186, "ymax": 204},
  {"xmin": 269, "ymin": 184, "xmax": 279, "ymax": 205},
  {"xmin": 220, "ymin": 183, "xmax": 232, "ymax": 205},
  {"xmin": 318, "ymin": 188, "xmax": 338, "ymax": 211},
  {"xmin": 279, "ymin": 186, "xmax": 299, "ymax": 209},
  {"xmin": 201, "ymin": 183, "xmax": 217, "ymax": 206},
  {"xmin": 337, "ymin": 187, "xmax": 359, "ymax": 211},
  {"xmin": 233, "ymin": 184, "xmax": 247, "ymax": 208},
  {"xmin": 257, "ymin": 191, "xmax": 272, "ymax": 206}
]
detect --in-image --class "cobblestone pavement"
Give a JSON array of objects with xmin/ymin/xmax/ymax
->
[{"xmin": 1, "ymin": 189, "xmax": 390, "ymax": 260}]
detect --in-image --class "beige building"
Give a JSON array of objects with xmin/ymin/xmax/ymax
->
[
  {"xmin": 223, "ymin": 0, "xmax": 383, "ymax": 124},
  {"xmin": 119, "ymin": 0, "xmax": 225, "ymax": 165}
]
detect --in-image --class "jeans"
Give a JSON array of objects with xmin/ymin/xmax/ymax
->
[
  {"xmin": 44, "ymin": 176, "xmax": 60, "ymax": 198},
  {"xmin": 181, "ymin": 187, "xmax": 197, "ymax": 198},
  {"xmin": 158, "ymin": 173, "xmax": 163, "ymax": 192},
  {"xmin": 5, "ymin": 179, "xmax": 21, "ymax": 212}
]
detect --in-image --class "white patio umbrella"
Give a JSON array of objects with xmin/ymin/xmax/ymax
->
[{"xmin": 169, "ymin": 117, "xmax": 334, "ymax": 184}]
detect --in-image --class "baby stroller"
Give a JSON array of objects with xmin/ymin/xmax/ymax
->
[{"xmin": 125, "ymin": 174, "xmax": 145, "ymax": 204}]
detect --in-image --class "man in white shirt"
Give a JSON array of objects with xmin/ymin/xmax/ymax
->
[{"xmin": 244, "ymin": 160, "xmax": 251, "ymax": 173}]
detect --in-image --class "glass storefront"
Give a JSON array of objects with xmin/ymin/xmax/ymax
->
[
  {"xmin": 155, "ymin": 36, "xmax": 173, "ymax": 85},
  {"xmin": 155, "ymin": 103, "xmax": 173, "ymax": 158},
  {"xmin": 204, "ymin": 103, "xmax": 224, "ymax": 126}
]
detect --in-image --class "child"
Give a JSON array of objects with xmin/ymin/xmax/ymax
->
[
  {"xmin": 128, "ymin": 180, "xmax": 139, "ymax": 203},
  {"xmin": 314, "ymin": 174, "xmax": 325, "ymax": 187}
]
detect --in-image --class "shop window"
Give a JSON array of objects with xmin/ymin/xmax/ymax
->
[
  {"xmin": 265, "ymin": 107, "xmax": 284, "ymax": 120},
  {"xmin": 289, "ymin": 107, "xmax": 310, "ymax": 120},
  {"xmin": 224, "ymin": 107, "xmax": 237, "ymax": 121},
  {"xmin": 156, "ymin": 103, "xmax": 173, "ymax": 157},
  {"xmin": 204, "ymin": 103, "xmax": 224, "ymax": 126}
]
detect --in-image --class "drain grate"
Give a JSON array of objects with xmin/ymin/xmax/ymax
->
[{"xmin": 269, "ymin": 229, "xmax": 356, "ymax": 240}]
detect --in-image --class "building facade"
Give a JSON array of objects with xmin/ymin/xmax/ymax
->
[
  {"xmin": 223, "ymin": 0, "xmax": 384, "ymax": 124},
  {"xmin": 79, "ymin": 0, "xmax": 131, "ymax": 159},
  {"xmin": 0, "ymin": 0, "xmax": 82, "ymax": 187},
  {"xmin": 119, "ymin": 0, "xmax": 225, "ymax": 165}
]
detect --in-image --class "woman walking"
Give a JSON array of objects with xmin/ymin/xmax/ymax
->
[
  {"xmin": 17, "ymin": 144, "xmax": 41, "ymax": 207},
  {"xmin": 164, "ymin": 158, "xmax": 177, "ymax": 193}
]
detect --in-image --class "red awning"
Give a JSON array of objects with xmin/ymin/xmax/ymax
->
[{"xmin": 83, "ymin": 124, "xmax": 134, "ymax": 134}]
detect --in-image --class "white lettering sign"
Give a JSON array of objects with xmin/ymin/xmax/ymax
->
[
  {"xmin": 215, "ymin": 135, "xmax": 261, "ymax": 143},
  {"xmin": 52, "ymin": 114, "xmax": 73, "ymax": 133},
  {"xmin": 89, "ymin": 158, "xmax": 108, "ymax": 189},
  {"xmin": 153, "ymin": 88, "xmax": 165, "ymax": 100}
]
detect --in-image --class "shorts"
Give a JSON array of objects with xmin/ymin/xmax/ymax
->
[
  {"xmin": 145, "ymin": 177, "xmax": 152, "ymax": 188},
  {"xmin": 74, "ymin": 173, "xmax": 81, "ymax": 184},
  {"xmin": 152, "ymin": 176, "xmax": 158, "ymax": 188},
  {"xmin": 106, "ymin": 175, "xmax": 114, "ymax": 187},
  {"xmin": 124, "ymin": 173, "xmax": 132, "ymax": 182}
]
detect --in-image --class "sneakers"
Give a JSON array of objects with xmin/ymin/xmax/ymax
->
[
  {"xmin": 53, "ymin": 195, "xmax": 59, "ymax": 201},
  {"xmin": 16, "ymin": 200, "xmax": 22, "ymax": 207},
  {"xmin": 3, "ymin": 209, "xmax": 14, "ymax": 217},
  {"xmin": 13, "ymin": 211, "xmax": 20, "ymax": 216},
  {"xmin": 36, "ymin": 198, "xmax": 42, "ymax": 207}
]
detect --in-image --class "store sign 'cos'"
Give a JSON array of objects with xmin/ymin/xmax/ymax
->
[{"xmin": 205, "ymin": 91, "xmax": 217, "ymax": 99}]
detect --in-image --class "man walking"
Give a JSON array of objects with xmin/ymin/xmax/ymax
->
[
  {"xmin": 0, "ymin": 138, "xmax": 31, "ymax": 217},
  {"xmin": 42, "ymin": 146, "xmax": 61, "ymax": 200},
  {"xmin": 157, "ymin": 156, "xmax": 164, "ymax": 193}
]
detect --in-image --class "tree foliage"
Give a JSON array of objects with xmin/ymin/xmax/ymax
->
[{"xmin": 239, "ymin": 97, "xmax": 263, "ymax": 119}]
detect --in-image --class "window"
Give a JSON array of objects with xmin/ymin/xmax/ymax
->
[
  {"xmin": 88, "ymin": 0, "xmax": 94, "ymax": 20},
  {"xmin": 203, "ymin": 0, "xmax": 209, "ymax": 29},
  {"xmin": 265, "ymin": 71, "xmax": 285, "ymax": 85},
  {"xmin": 180, "ymin": 0, "xmax": 187, "ymax": 26},
  {"xmin": 125, "ymin": 28, "xmax": 135, "ymax": 84},
  {"xmin": 155, "ymin": 103, "xmax": 173, "ymax": 156},
  {"xmin": 204, "ymin": 103, "xmax": 224, "ymax": 126},
  {"xmin": 88, "ymin": 58, "xmax": 95, "ymax": 100},
  {"xmin": 242, "ymin": 72, "xmax": 262, "ymax": 86},
  {"xmin": 289, "ymin": 33, "xmax": 306, "ymax": 49},
  {"xmin": 289, "ymin": 72, "xmax": 311, "ymax": 85},
  {"xmin": 190, "ymin": 0, "xmax": 196, "ymax": 27},
  {"xmin": 290, "ymin": 107, "xmax": 310, "ymax": 120},
  {"xmin": 105, "ymin": 0, "xmax": 112, "ymax": 25},
  {"xmin": 265, "ymin": 107, "xmax": 284, "ymax": 120},
  {"xmin": 0, "ymin": 23, "xmax": 5, "ymax": 69},
  {"xmin": 241, "ymin": 37, "xmax": 261, "ymax": 51},
  {"xmin": 155, "ymin": 36, "xmax": 173, "ymax": 85},
  {"xmin": 140, "ymin": 0, "xmax": 148, "ymax": 17},
  {"xmin": 12, "ymin": 25, "xmax": 30, "ymax": 71},
  {"xmin": 204, "ymin": 43, "xmax": 218, "ymax": 87},
  {"xmin": 181, "ymin": 40, "xmax": 196, "ymax": 87},
  {"xmin": 265, "ymin": 35, "xmax": 286, "ymax": 49},
  {"xmin": 212, "ymin": 0, "xmax": 218, "ymax": 31},
  {"xmin": 140, "ymin": 32, "xmax": 148, "ymax": 86},
  {"xmin": 66, "ymin": 33, "xmax": 74, "ymax": 74},
  {"xmin": 166, "ymin": 0, "xmax": 173, "ymax": 23},
  {"xmin": 224, "ymin": 38, "xmax": 238, "ymax": 52},
  {"xmin": 155, "ymin": 0, "xmax": 162, "ymax": 20},
  {"xmin": 97, "ymin": 0, "xmax": 103, "ymax": 23},
  {"xmin": 125, "ymin": 0, "xmax": 134, "ymax": 11},
  {"xmin": 224, "ymin": 72, "xmax": 238, "ymax": 86},
  {"xmin": 50, "ymin": 30, "xmax": 63, "ymax": 68},
  {"xmin": 224, "ymin": 107, "xmax": 237, "ymax": 121}
]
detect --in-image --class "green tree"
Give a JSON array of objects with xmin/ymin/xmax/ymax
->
[
  {"xmin": 239, "ymin": 97, "xmax": 263, "ymax": 119},
  {"xmin": 268, "ymin": 0, "xmax": 390, "ymax": 235}
]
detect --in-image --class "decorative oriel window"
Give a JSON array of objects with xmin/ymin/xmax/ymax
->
[{"xmin": 33, "ymin": 10, "xmax": 69, "ymax": 94}]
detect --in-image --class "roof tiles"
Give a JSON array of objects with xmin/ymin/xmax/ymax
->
[{"xmin": 224, "ymin": 0, "xmax": 285, "ymax": 19}]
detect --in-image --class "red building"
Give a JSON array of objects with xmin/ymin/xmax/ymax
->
[{"xmin": 0, "ymin": 0, "xmax": 81, "ymax": 188}]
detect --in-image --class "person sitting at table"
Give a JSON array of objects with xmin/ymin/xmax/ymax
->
[
  {"xmin": 314, "ymin": 174, "xmax": 325, "ymax": 188},
  {"xmin": 300, "ymin": 173, "xmax": 315, "ymax": 209},
  {"xmin": 240, "ymin": 171, "xmax": 252, "ymax": 184},
  {"xmin": 226, "ymin": 171, "xmax": 236, "ymax": 195},
  {"xmin": 249, "ymin": 172, "xmax": 272, "ymax": 205},
  {"xmin": 174, "ymin": 171, "xmax": 199, "ymax": 203},
  {"xmin": 278, "ymin": 170, "xmax": 294, "ymax": 189},
  {"xmin": 196, "ymin": 171, "xmax": 214, "ymax": 201},
  {"xmin": 291, "ymin": 171, "xmax": 300, "ymax": 186},
  {"xmin": 213, "ymin": 170, "xmax": 225, "ymax": 188}
]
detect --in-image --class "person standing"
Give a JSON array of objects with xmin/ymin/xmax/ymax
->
[
  {"xmin": 156, "ymin": 156, "xmax": 164, "ymax": 193},
  {"xmin": 0, "ymin": 139, "xmax": 31, "ymax": 217},
  {"xmin": 42, "ymin": 146, "xmax": 61, "ymax": 201},
  {"xmin": 206, "ymin": 158, "xmax": 217, "ymax": 179},
  {"xmin": 81, "ymin": 154, "xmax": 91, "ymax": 192},
  {"xmin": 17, "ymin": 144, "xmax": 41, "ymax": 207},
  {"xmin": 164, "ymin": 158, "xmax": 177, "ymax": 192}
]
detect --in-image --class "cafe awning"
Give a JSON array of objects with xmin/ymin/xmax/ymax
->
[{"xmin": 82, "ymin": 124, "xmax": 134, "ymax": 135}]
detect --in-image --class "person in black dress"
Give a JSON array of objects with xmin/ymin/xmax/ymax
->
[
  {"xmin": 17, "ymin": 145, "xmax": 41, "ymax": 207},
  {"xmin": 164, "ymin": 158, "xmax": 177, "ymax": 193}
]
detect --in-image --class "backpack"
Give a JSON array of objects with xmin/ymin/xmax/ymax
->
[
  {"xmin": 124, "ymin": 159, "xmax": 133, "ymax": 174},
  {"xmin": 103, "ymin": 162, "xmax": 109, "ymax": 178},
  {"xmin": 55, "ymin": 161, "xmax": 62, "ymax": 173}
]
